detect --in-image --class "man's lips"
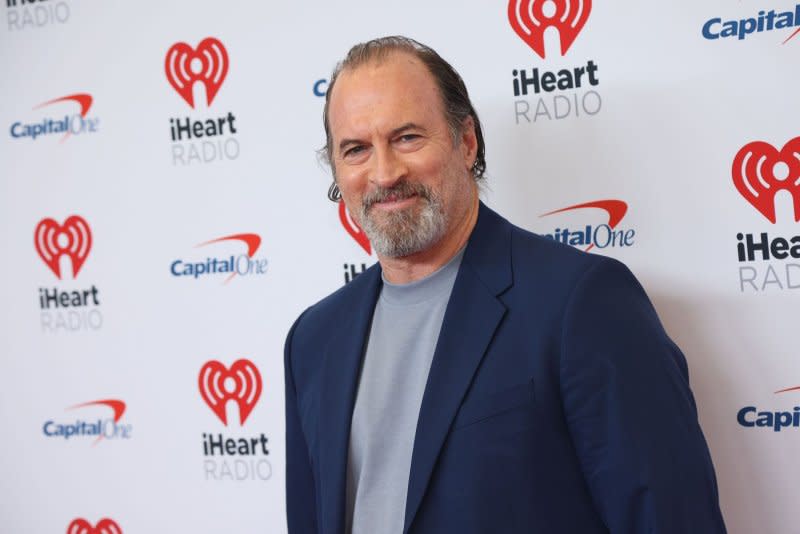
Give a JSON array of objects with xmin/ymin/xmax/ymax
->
[{"xmin": 370, "ymin": 194, "xmax": 419, "ymax": 210}]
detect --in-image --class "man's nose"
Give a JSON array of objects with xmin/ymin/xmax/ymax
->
[{"xmin": 370, "ymin": 145, "xmax": 407, "ymax": 188}]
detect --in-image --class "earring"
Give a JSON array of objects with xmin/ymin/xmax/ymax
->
[{"xmin": 328, "ymin": 182, "xmax": 342, "ymax": 202}]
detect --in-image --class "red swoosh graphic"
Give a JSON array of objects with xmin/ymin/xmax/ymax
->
[
  {"xmin": 35, "ymin": 93, "xmax": 93, "ymax": 117},
  {"xmin": 775, "ymin": 386, "xmax": 800, "ymax": 394},
  {"xmin": 69, "ymin": 399, "xmax": 126, "ymax": 422},
  {"xmin": 196, "ymin": 233, "xmax": 262, "ymax": 283},
  {"xmin": 68, "ymin": 399, "xmax": 126, "ymax": 446},
  {"xmin": 198, "ymin": 233, "xmax": 261, "ymax": 257},
  {"xmin": 33, "ymin": 93, "xmax": 94, "ymax": 143},
  {"xmin": 783, "ymin": 27, "xmax": 800, "ymax": 44},
  {"xmin": 540, "ymin": 199, "xmax": 628, "ymax": 252}
]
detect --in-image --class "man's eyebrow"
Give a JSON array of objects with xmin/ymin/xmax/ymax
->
[
  {"xmin": 389, "ymin": 122, "xmax": 426, "ymax": 137},
  {"xmin": 338, "ymin": 137, "xmax": 363, "ymax": 153},
  {"xmin": 338, "ymin": 123, "xmax": 427, "ymax": 153}
]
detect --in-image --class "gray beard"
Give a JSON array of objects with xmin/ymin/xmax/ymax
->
[{"xmin": 358, "ymin": 182, "xmax": 446, "ymax": 258}]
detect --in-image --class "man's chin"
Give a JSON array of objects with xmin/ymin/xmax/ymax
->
[{"xmin": 364, "ymin": 203, "xmax": 419, "ymax": 228}]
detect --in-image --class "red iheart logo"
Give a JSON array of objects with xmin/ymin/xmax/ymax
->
[
  {"xmin": 732, "ymin": 137, "xmax": 800, "ymax": 223},
  {"xmin": 34, "ymin": 215, "xmax": 92, "ymax": 279},
  {"xmin": 339, "ymin": 202, "xmax": 371, "ymax": 255},
  {"xmin": 199, "ymin": 359, "xmax": 262, "ymax": 426},
  {"xmin": 165, "ymin": 37, "xmax": 229, "ymax": 109},
  {"xmin": 508, "ymin": 0, "xmax": 592, "ymax": 59},
  {"xmin": 67, "ymin": 518, "xmax": 122, "ymax": 534}
]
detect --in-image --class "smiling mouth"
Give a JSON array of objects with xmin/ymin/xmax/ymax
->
[
  {"xmin": 372, "ymin": 194, "xmax": 418, "ymax": 209},
  {"xmin": 363, "ymin": 182, "xmax": 431, "ymax": 214}
]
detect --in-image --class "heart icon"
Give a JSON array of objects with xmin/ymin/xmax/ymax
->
[
  {"xmin": 199, "ymin": 359, "xmax": 262, "ymax": 426},
  {"xmin": 34, "ymin": 215, "xmax": 92, "ymax": 279},
  {"xmin": 67, "ymin": 518, "xmax": 122, "ymax": 534},
  {"xmin": 339, "ymin": 202, "xmax": 371, "ymax": 255},
  {"xmin": 732, "ymin": 137, "xmax": 800, "ymax": 223},
  {"xmin": 508, "ymin": 0, "xmax": 592, "ymax": 59},
  {"xmin": 165, "ymin": 37, "xmax": 229, "ymax": 109}
]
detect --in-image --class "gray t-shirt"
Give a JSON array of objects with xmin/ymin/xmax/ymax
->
[{"xmin": 345, "ymin": 249, "xmax": 464, "ymax": 534}]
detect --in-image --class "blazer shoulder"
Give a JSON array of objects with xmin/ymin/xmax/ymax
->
[
  {"xmin": 507, "ymin": 220, "xmax": 619, "ymax": 289},
  {"xmin": 299, "ymin": 262, "xmax": 379, "ymax": 327},
  {"xmin": 285, "ymin": 262, "xmax": 380, "ymax": 368}
]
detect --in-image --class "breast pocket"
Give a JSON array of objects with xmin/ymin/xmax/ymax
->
[{"xmin": 452, "ymin": 379, "xmax": 536, "ymax": 431}]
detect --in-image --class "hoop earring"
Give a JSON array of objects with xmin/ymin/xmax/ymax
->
[{"xmin": 328, "ymin": 182, "xmax": 341, "ymax": 202}]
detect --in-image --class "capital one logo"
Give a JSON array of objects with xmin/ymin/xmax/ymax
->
[
  {"xmin": 34, "ymin": 216, "xmax": 92, "ymax": 279},
  {"xmin": 170, "ymin": 233, "xmax": 268, "ymax": 283},
  {"xmin": 508, "ymin": 0, "xmax": 592, "ymax": 58},
  {"xmin": 733, "ymin": 137, "xmax": 800, "ymax": 223},
  {"xmin": 165, "ymin": 37, "xmax": 229, "ymax": 109},
  {"xmin": 43, "ymin": 399, "xmax": 131, "ymax": 444},
  {"xmin": 10, "ymin": 94, "xmax": 98, "ymax": 142},
  {"xmin": 539, "ymin": 199, "xmax": 634, "ymax": 251},
  {"xmin": 339, "ymin": 202, "xmax": 371, "ymax": 255},
  {"xmin": 199, "ymin": 359, "xmax": 262, "ymax": 426},
  {"xmin": 737, "ymin": 386, "xmax": 800, "ymax": 432},
  {"xmin": 67, "ymin": 518, "xmax": 122, "ymax": 534}
]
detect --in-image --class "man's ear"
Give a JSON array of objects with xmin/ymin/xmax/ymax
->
[{"xmin": 459, "ymin": 116, "xmax": 478, "ymax": 170}]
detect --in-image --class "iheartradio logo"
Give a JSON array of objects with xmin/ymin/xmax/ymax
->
[
  {"xmin": 733, "ymin": 137, "xmax": 800, "ymax": 223},
  {"xmin": 165, "ymin": 37, "xmax": 229, "ymax": 109},
  {"xmin": 339, "ymin": 203, "xmax": 372, "ymax": 285},
  {"xmin": 199, "ymin": 359, "xmax": 262, "ymax": 426},
  {"xmin": 508, "ymin": 0, "xmax": 592, "ymax": 59},
  {"xmin": 67, "ymin": 518, "xmax": 122, "ymax": 534},
  {"xmin": 339, "ymin": 202, "xmax": 371, "ymax": 255},
  {"xmin": 34, "ymin": 215, "xmax": 92, "ymax": 279}
]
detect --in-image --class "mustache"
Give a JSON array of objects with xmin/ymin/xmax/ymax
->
[{"xmin": 362, "ymin": 181, "xmax": 432, "ymax": 211}]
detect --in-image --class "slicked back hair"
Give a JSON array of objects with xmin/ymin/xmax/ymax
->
[{"xmin": 322, "ymin": 36, "xmax": 487, "ymax": 201}]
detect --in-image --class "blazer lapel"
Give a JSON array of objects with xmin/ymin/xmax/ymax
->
[
  {"xmin": 318, "ymin": 265, "xmax": 382, "ymax": 534},
  {"xmin": 403, "ymin": 203, "xmax": 513, "ymax": 533}
]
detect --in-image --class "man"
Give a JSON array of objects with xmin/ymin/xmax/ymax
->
[{"xmin": 285, "ymin": 36, "xmax": 726, "ymax": 534}]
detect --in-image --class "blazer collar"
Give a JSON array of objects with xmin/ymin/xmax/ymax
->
[
  {"xmin": 403, "ymin": 201, "xmax": 512, "ymax": 532},
  {"xmin": 460, "ymin": 201, "xmax": 514, "ymax": 296}
]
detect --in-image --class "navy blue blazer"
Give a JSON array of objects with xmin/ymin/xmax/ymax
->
[{"xmin": 285, "ymin": 203, "xmax": 726, "ymax": 534}]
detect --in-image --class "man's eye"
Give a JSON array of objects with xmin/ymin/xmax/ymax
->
[
  {"xmin": 398, "ymin": 134, "xmax": 419, "ymax": 142},
  {"xmin": 344, "ymin": 146, "xmax": 365, "ymax": 157}
]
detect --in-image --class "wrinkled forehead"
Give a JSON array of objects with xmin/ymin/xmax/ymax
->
[
  {"xmin": 327, "ymin": 52, "xmax": 445, "ymax": 132},
  {"xmin": 334, "ymin": 51, "xmax": 439, "ymax": 99}
]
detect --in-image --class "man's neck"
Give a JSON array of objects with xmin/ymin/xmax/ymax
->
[{"xmin": 378, "ymin": 195, "xmax": 479, "ymax": 285}]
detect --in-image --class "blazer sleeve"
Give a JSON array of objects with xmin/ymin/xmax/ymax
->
[
  {"xmin": 285, "ymin": 310, "xmax": 318, "ymax": 534},
  {"xmin": 559, "ymin": 258, "xmax": 727, "ymax": 534}
]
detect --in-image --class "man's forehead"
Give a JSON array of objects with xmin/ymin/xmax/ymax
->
[
  {"xmin": 340, "ymin": 50, "xmax": 426, "ymax": 80},
  {"xmin": 329, "ymin": 52, "xmax": 443, "ymax": 124},
  {"xmin": 338, "ymin": 54, "xmax": 433, "ymax": 97}
]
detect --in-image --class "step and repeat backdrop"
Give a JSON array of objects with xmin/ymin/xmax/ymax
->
[{"xmin": 1, "ymin": 1, "xmax": 798, "ymax": 532}]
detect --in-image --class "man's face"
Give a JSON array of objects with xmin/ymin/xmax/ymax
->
[{"xmin": 327, "ymin": 52, "xmax": 477, "ymax": 258}]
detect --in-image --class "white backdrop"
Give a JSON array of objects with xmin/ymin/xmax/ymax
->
[{"xmin": 1, "ymin": 1, "xmax": 798, "ymax": 532}]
